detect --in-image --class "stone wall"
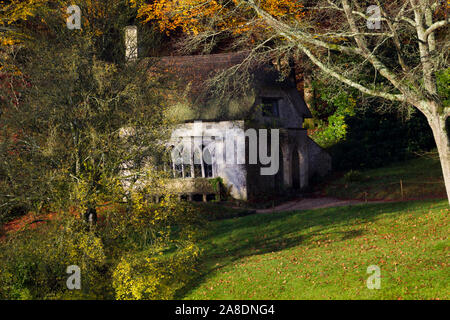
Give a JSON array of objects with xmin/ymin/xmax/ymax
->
[
  {"xmin": 254, "ymin": 86, "xmax": 304, "ymax": 129},
  {"xmin": 169, "ymin": 120, "xmax": 248, "ymax": 200},
  {"xmin": 307, "ymin": 138, "xmax": 332, "ymax": 178}
]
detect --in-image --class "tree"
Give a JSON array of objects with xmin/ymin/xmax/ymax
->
[
  {"xmin": 0, "ymin": 1, "xmax": 205, "ymax": 300},
  {"xmin": 138, "ymin": 0, "xmax": 450, "ymax": 203},
  {"xmin": 0, "ymin": 0, "xmax": 170, "ymax": 218}
]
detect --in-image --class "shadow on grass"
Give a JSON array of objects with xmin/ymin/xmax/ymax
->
[
  {"xmin": 175, "ymin": 199, "xmax": 441, "ymax": 298},
  {"xmin": 323, "ymin": 156, "xmax": 446, "ymax": 201}
]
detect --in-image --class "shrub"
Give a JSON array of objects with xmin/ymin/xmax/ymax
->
[
  {"xmin": 103, "ymin": 188, "xmax": 206, "ymax": 299},
  {"xmin": 106, "ymin": 188, "xmax": 205, "ymax": 299},
  {"xmin": 343, "ymin": 170, "xmax": 365, "ymax": 183},
  {"xmin": 306, "ymin": 79, "xmax": 357, "ymax": 148},
  {"xmin": 0, "ymin": 216, "xmax": 108, "ymax": 299},
  {"xmin": 0, "ymin": 182, "xmax": 207, "ymax": 299},
  {"xmin": 329, "ymin": 109, "xmax": 435, "ymax": 171},
  {"xmin": 112, "ymin": 243, "xmax": 201, "ymax": 300}
]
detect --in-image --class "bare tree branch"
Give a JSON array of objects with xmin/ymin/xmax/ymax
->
[{"xmin": 424, "ymin": 19, "xmax": 450, "ymax": 39}]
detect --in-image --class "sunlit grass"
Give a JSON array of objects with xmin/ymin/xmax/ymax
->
[{"xmin": 182, "ymin": 200, "xmax": 449, "ymax": 300}]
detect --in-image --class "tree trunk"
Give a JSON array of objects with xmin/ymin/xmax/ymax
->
[
  {"xmin": 303, "ymin": 70, "xmax": 314, "ymax": 109},
  {"xmin": 302, "ymin": 70, "xmax": 315, "ymax": 129},
  {"xmin": 70, "ymin": 121, "xmax": 80, "ymax": 176},
  {"xmin": 428, "ymin": 113, "xmax": 450, "ymax": 203}
]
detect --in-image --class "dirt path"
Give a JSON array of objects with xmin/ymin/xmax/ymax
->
[{"xmin": 256, "ymin": 197, "xmax": 379, "ymax": 214}]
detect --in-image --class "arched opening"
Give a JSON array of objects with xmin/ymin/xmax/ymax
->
[
  {"xmin": 163, "ymin": 146, "xmax": 174, "ymax": 175},
  {"xmin": 446, "ymin": 117, "xmax": 450, "ymax": 140},
  {"xmin": 274, "ymin": 146, "xmax": 284, "ymax": 191},
  {"xmin": 193, "ymin": 146, "xmax": 203, "ymax": 178},
  {"xmin": 203, "ymin": 146, "xmax": 213, "ymax": 178},
  {"xmin": 169, "ymin": 143, "xmax": 189, "ymax": 178},
  {"xmin": 292, "ymin": 148, "xmax": 300, "ymax": 189}
]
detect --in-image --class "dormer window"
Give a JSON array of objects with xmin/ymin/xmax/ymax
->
[{"xmin": 261, "ymin": 98, "xmax": 280, "ymax": 117}]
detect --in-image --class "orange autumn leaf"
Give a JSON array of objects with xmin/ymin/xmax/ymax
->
[{"xmin": 137, "ymin": 0, "xmax": 305, "ymax": 35}]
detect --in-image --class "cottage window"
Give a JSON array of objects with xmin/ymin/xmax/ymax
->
[
  {"xmin": 193, "ymin": 147, "xmax": 203, "ymax": 178},
  {"xmin": 203, "ymin": 147, "xmax": 213, "ymax": 178},
  {"xmin": 174, "ymin": 163, "xmax": 183, "ymax": 178},
  {"xmin": 184, "ymin": 163, "xmax": 192, "ymax": 178},
  {"xmin": 168, "ymin": 141, "xmax": 214, "ymax": 179},
  {"xmin": 261, "ymin": 98, "xmax": 280, "ymax": 117}
]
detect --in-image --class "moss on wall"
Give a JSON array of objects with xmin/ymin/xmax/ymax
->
[{"xmin": 153, "ymin": 178, "xmax": 218, "ymax": 195}]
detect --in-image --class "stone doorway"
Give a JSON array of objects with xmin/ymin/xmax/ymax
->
[
  {"xmin": 275, "ymin": 146, "xmax": 284, "ymax": 191},
  {"xmin": 292, "ymin": 148, "xmax": 300, "ymax": 189}
]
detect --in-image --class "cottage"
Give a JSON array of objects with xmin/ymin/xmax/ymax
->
[{"xmin": 126, "ymin": 26, "xmax": 331, "ymax": 201}]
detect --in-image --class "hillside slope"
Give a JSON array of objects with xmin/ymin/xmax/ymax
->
[
  {"xmin": 323, "ymin": 155, "xmax": 446, "ymax": 201},
  {"xmin": 182, "ymin": 200, "xmax": 449, "ymax": 300}
]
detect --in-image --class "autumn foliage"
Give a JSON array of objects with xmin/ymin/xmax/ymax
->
[{"xmin": 135, "ymin": 0, "xmax": 305, "ymax": 35}]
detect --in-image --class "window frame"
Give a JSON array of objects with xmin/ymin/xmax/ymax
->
[{"xmin": 261, "ymin": 97, "xmax": 281, "ymax": 118}]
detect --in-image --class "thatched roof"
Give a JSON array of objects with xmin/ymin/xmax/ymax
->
[{"xmin": 143, "ymin": 52, "xmax": 312, "ymax": 122}]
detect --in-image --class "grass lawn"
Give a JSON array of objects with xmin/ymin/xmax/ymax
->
[
  {"xmin": 323, "ymin": 155, "xmax": 446, "ymax": 201},
  {"xmin": 180, "ymin": 199, "xmax": 449, "ymax": 300}
]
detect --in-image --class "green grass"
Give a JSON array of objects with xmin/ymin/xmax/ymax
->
[
  {"xmin": 323, "ymin": 155, "xmax": 446, "ymax": 200},
  {"xmin": 180, "ymin": 200, "xmax": 449, "ymax": 300},
  {"xmin": 193, "ymin": 202, "xmax": 256, "ymax": 221}
]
